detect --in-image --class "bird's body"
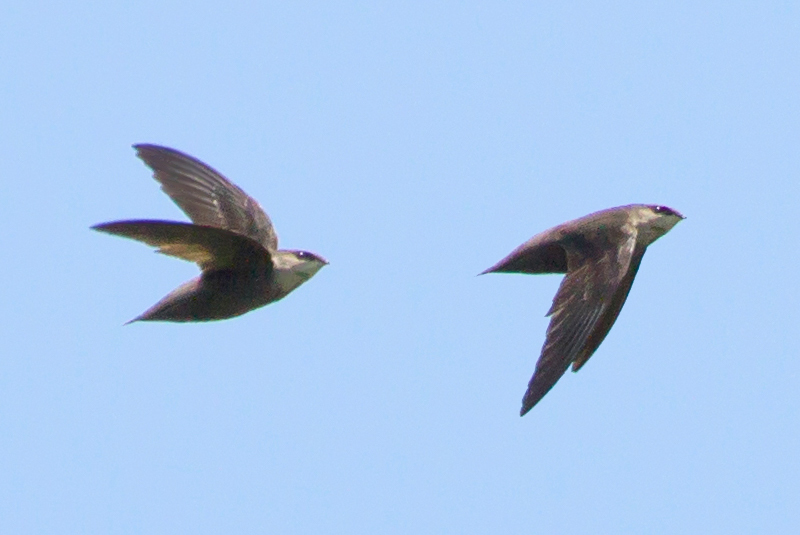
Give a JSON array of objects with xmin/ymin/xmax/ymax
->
[
  {"xmin": 93, "ymin": 144, "xmax": 327, "ymax": 323},
  {"xmin": 482, "ymin": 204, "xmax": 684, "ymax": 415}
]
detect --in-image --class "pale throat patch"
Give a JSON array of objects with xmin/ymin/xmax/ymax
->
[
  {"xmin": 628, "ymin": 208, "xmax": 681, "ymax": 245},
  {"xmin": 271, "ymin": 253, "xmax": 324, "ymax": 293},
  {"xmin": 273, "ymin": 268, "xmax": 309, "ymax": 293}
]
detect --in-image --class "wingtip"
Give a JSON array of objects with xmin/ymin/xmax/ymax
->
[
  {"xmin": 520, "ymin": 388, "xmax": 541, "ymax": 416},
  {"xmin": 132, "ymin": 143, "xmax": 164, "ymax": 159},
  {"xmin": 90, "ymin": 221, "xmax": 131, "ymax": 234}
]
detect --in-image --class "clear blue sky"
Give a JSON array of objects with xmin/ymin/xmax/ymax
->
[{"xmin": 2, "ymin": 1, "xmax": 798, "ymax": 533}]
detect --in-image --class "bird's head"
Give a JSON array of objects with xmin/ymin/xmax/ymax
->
[
  {"xmin": 272, "ymin": 250, "xmax": 328, "ymax": 293},
  {"xmin": 637, "ymin": 205, "xmax": 685, "ymax": 243}
]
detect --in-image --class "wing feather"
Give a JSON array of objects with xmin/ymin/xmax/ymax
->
[
  {"xmin": 520, "ymin": 233, "xmax": 643, "ymax": 415},
  {"xmin": 92, "ymin": 220, "xmax": 272, "ymax": 274},
  {"xmin": 134, "ymin": 144, "xmax": 279, "ymax": 251}
]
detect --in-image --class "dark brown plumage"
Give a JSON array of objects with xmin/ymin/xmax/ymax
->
[
  {"xmin": 93, "ymin": 144, "xmax": 326, "ymax": 323},
  {"xmin": 482, "ymin": 204, "xmax": 684, "ymax": 415}
]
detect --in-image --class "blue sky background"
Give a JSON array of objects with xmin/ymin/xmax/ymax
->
[{"xmin": 2, "ymin": 1, "xmax": 799, "ymax": 533}]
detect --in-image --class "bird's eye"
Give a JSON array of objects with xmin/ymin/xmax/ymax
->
[{"xmin": 654, "ymin": 206, "xmax": 673, "ymax": 215}]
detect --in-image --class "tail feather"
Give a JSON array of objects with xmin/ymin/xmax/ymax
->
[{"xmin": 127, "ymin": 277, "xmax": 204, "ymax": 323}]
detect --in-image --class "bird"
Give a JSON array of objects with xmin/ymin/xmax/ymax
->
[
  {"xmin": 481, "ymin": 204, "xmax": 684, "ymax": 415},
  {"xmin": 92, "ymin": 144, "xmax": 328, "ymax": 323}
]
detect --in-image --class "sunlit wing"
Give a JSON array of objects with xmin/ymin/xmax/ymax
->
[{"xmin": 92, "ymin": 220, "xmax": 272, "ymax": 274}]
